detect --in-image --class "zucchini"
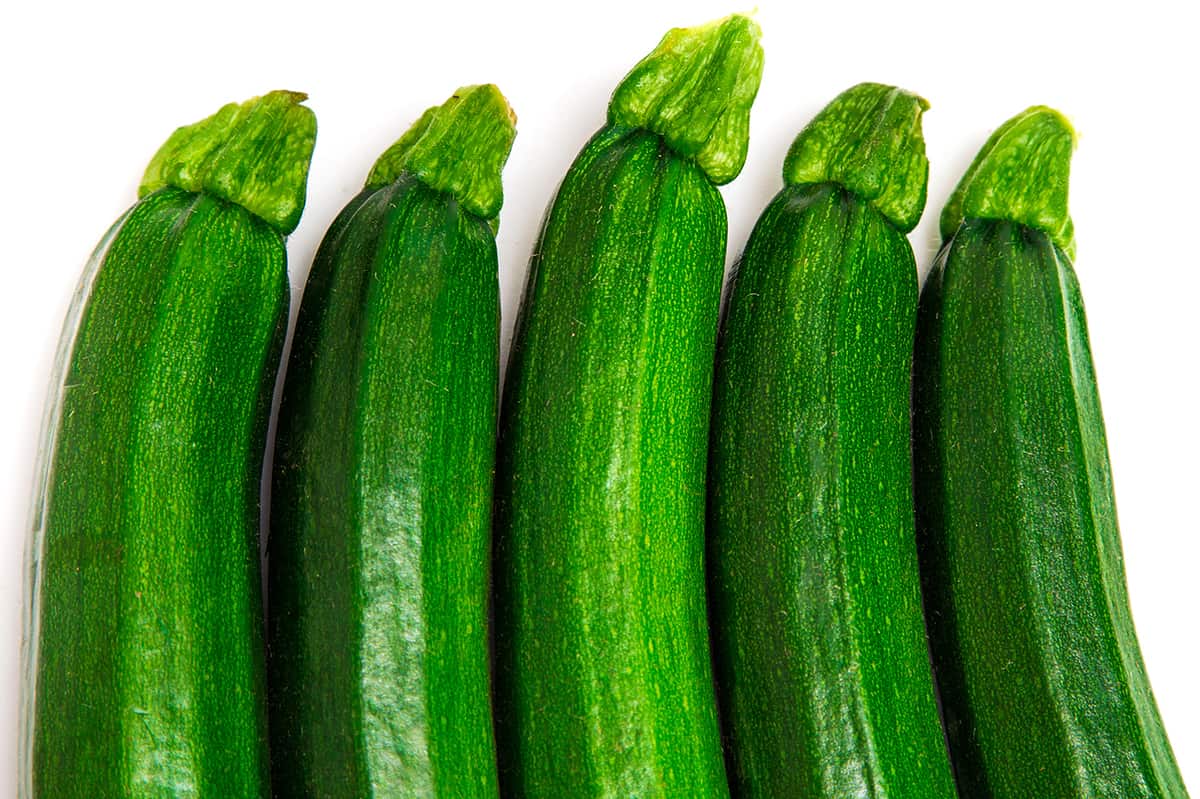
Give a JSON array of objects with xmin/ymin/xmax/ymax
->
[
  {"xmin": 493, "ymin": 15, "xmax": 762, "ymax": 798},
  {"xmin": 23, "ymin": 91, "xmax": 315, "ymax": 798},
  {"xmin": 708, "ymin": 83, "xmax": 957, "ymax": 798},
  {"xmin": 267, "ymin": 85, "xmax": 514, "ymax": 797},
  {"xmin": 913, "ymin": 107, "xmax": 1189, "ymax": 797}
]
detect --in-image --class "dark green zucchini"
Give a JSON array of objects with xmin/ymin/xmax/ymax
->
[
  {"xmin": 493, "ymin": 15, "xmax": 762, "ymax": 798},
  {"xmin": 24, "ymin": 91, "xmax": 315, "ymax": 798},
  {"xmin": 914, "ymin": 107, "xmax": 1189, "ymax": 797},
  {"xmin": 707, "ymin": 83, "xmax": 957, "ymax": 799},
  {"xmin": 710, "ymin": 80, "xmax": 955, "ymax": 796},
  {"xmin": 267, "ymin": 85, "xmax": 514, "ymax": 798}
]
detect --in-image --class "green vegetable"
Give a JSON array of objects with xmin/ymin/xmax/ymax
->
[
  {"xmin": 707, "ymin": 82, "xmax": 957, "ymax": 799},
  {"xmin": 267, "ymin": 85, "xmax": 514, "ymax": 797},
  {"xmin": 493, "ymin": 15, "xmax": 762, "ymax": 798},
  {"xmin": 913, "ymin": 106, "xmax": 1189, "ymax": 798},
  {"xmin": 23, "ymin": 91, "xmax": 314, "ymax": 798}
]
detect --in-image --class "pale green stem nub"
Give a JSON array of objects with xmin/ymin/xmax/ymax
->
[
  {"xmin": 367, "ymin": 84, "xmax": 517, "ymax": 223},
  {"xmin": 609, "ymin": 13, "xmax": 764, "ymax": 186},
  {"xmin": 784, "ymin": 83, "xmax": 930, "ymax": 234},
  {"xmin": 941, "ymin": 106, "xmax": 1077, "ymax": 260},
  {"xmin": 139, "ymin": 91, "xmax": 317, "ymax": 235}
]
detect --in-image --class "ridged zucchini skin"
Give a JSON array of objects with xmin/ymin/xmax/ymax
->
[
  {"xmin": 708, "ymin": 84, "xmax": 956, "ymax": 799},
  {"xmin": 493, "ymin": 16, "xmax": 762, "ymax": 798},
  {"xmin": 23, "ymin": 92, "xmax": 313, "ymax": 799},
  {"xmin": 495, "ymin": 124, "xmax": 728, "ymax": 797},
  {"xmin": 267, "ymin": 86, "xmax": 512, "ymax": 798},
  {"xmin": 34, "ymin": 189, "xmax": 287, "ymax": 796},
  {"xmin": 913, "ymin": 108, "xmax": 1189, "ymax": 798}
]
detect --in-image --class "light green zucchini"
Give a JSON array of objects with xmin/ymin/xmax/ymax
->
[
  {"xmin": 493, "ymin": 15, "xmax": 763, "ymax": 798},
  {"xmin": 24, "ymin": 91, "xmax": 315, "ymax": 798}
]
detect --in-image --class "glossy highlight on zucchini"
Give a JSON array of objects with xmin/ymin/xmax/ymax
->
[
  {"xmin": 708, "ymin": 82, "xmax": 957, "ymax": 799},
  {"xmin": 914, "ymin": 107, "xmax": 1190, "ymax": 798},
  {"xmin": 267, "ymin": 85, "xmax": 514, "ymax": 798},
  {"xmin": 22, "ymin": 91, "xmax": 315, "ymax": 798},
  {"xmin": 493, "ymin": 14, "xmax": 762, "ymax": 798}
]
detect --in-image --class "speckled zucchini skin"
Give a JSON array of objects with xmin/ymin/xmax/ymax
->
[
  {"xmin": 24, "ymin": 91, "xmax": 312, "ymax": 799},
  {"xmin": 913, "ymin": 108, "xmax": 1189, "ymax": 798},
  {"xmin": 267, "ymin": 175, "xmax": 501, "ymax": 797},
  {"xmin": 494, "ymin": 124, "xmax": 729, "ymax": 797},
  {"xmin": 267, "ymin": 84, "xmax": 513, "ymax": 798},
  {"xmin": 493, "ymin": 16, "xmax": 761, "ymax": 797},
  {"xmin": 28, "ymin": 186, "xmax": 289, "ymax": 797},
  {"xmin": 708, "ymin": 84, "xmax": 956, "ymax": 799},
  {"xmin": 915, "ymin": 219, "xmax": 1188, "ymax": 798},
  {"xmin": 709, "ymin": 183, "xmax": 956, "ymax": 798}
]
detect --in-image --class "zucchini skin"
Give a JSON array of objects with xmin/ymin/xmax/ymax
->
[
  {"xmin": 28, "ymin": 186, "xmax": 288, "ymax": 797},
  {"xmin": 914, "ymin": 218, "xmax": 1188, "ymax": 797},
  {"xmin": 494, "ymin": 124, "xmax": 729, "ymax": 796},
  {"xmin": 709, "ymin": 182, "xmax": 956, "ymax": 798},
  {"xmin": 268, "ymin": 174, "xmax": 500, "ymax": 797}
]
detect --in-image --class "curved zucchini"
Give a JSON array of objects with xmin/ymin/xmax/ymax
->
[
  {"xmin": 913, "ymin": 107, "xmax": 1189, "ymax": 797},
  {"xmin": 493, "ymin": 15, "xmax": 762, "ymax": 798},
  {"xmin": 267, "ymin": 85, "xmax": 514, "ymax": 797},
  {"xmin": 708, "ymin": 83, "xmax": 957, "ymax": 799},
  {"xmin": 23, "ymin": 91, "xmax": 315, "ymax": 798}
]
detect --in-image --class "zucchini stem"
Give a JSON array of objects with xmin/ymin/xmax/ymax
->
[
  {"xmin": 139, "ymin": 90, "xmax": 316, "ymax": 234},
  {"xmin": 367, "ymin": 84, "xmax": 517, "ymax": 223},
  {"xmin": 608, "ymin": 13, "xmax": 763, "ymax": 185},
  {"xmin": 939, "ymin": 106, "xmax": 1077, "ymax": 259},
  {"xmin": 783, "ymin": 82, "xmax": 929, "ymax": 233}
]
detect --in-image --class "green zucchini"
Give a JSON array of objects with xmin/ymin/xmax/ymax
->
[
  {"xmin": 267, "ymin": 85, "xmax": 514, "ymax": 797},
  {"xmin": 708, "ymin": 83, "xmax": 957, "ymax": 798},
  {"xmin": 23, "ymin": 91, "xmax": 315, "ymax": 798},
  {"xmin": 913, "ymin": 107, "xmax": 1189, "ymax": 797},
  {"xmin": 493, "ymin": 15, "xmax": 762, "ymax": 798}
]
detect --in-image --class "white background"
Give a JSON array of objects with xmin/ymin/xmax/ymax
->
[{"xmin": 1, "ymin": 0, "xmax": 1196, "ymax": 793}]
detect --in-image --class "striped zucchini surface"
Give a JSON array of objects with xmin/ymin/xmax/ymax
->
[
  {"xmin": 24, "ymin": 92, "xmax": 314, "ymax": 798},
  {"xmin": 267, "ymin": 85, "xmax": 514, "ymax": 798},
  {"xmin": 493, "ymin": 15, "xmax": 762, "ymax": 798},
  {"xmin": 708, "ymin": 83, "xmax": 957, "ymax": 799},
  {"xmin": 914, "ymin": 107, "xmax": 1189, "ymax": 798}
]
